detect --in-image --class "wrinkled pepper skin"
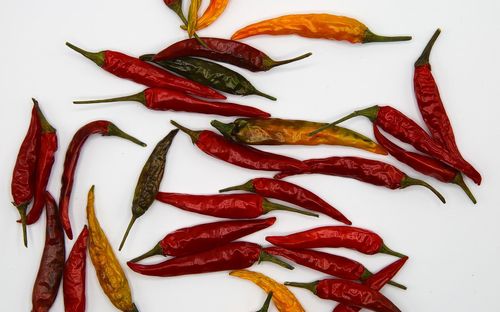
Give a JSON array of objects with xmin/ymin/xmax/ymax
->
[
  {"xmin": 63, "ymin": 226, "xmax": 89, "ymax": 312},
  {"xmin": 196, "ymin": 0, "xmax": 229, "ymax": 30}
]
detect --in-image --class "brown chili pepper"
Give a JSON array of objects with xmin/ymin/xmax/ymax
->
[{"xmin": 63, "ymin": 226, "xmax": 89, "ymax": 312}]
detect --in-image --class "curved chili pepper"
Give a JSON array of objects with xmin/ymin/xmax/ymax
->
[
  {"xmin": 87, "ymin": 186, "xmax": 139, "ymax": 312},
  {"xmin": 65, "ymin": 42, "xmax": 223, "ymax": 100},
  {"xmin": 74, "ymin": 87, "xmax": 270, "ymax": 118},
  {"xmin": 119, "ymin": 129, "xmax": 178, "ymax": 251},
  {"xmin": 266, "ymin": 226, "xmax": 406, "ymax": 258},
  {"xmin": 131, "ymin": 217, "xmax": 276, "ymax": 262},
  {"xmin": 257, "ymin": 292, "xmax": 273, "ymax": 312},
  {"xmin": 187, "ymin": 0, "xmax": 202, "ymax": 37},
  {"xmin": 163, "ymin": 0, "xmax": 208, "ymax": 47},
  {"xmin": 59, "ymin": 120, "xmax": 146, "ymax": 239},
  {"xmin": 127, "ymin": 241, "xmax": 293, "ymax": 277},
  {"xmin": 32, "ymin": 192, "xmax": 65, "ymax": 312},
  {"xmin": 63, "ymin": 226, "xmax": 89, "ymax": 312},
  {"xmin": 153, "ymin": 37, "xmax": 312, "ymax": 72},
  {"xmin": 231, "ymin": 14, "xmax": 411, "ymax": 44},
  {"xmin": 171, "ymin": 120, "xmax": 309, "ymax": 173},
  {"xmin": 219, "ymin": 177, "xmax": 350, "ymax": 224},
  {"xmin": 195, "ymin": 0, "xmax": 229, "ymax": 30}
]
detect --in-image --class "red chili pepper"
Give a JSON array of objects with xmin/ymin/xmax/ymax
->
[
  {"xmin": 131, "ymin": 218, "xmax": 276, "ymax": 262},
  {"xmin": 156, "ymin": 192, "xmax": 319, "ymax": 218},
  {"xmin": 65, "ymin": 42, "xmax": 225, "ymax": 100},
  {"xmin": 266, "ymin": 226, "xmax": 406, "ymax": 258},
  {"xmin": 219, "ymin": 177, "xmax": 351, "ymax": 224},
  {"xmin": 127, "ymin": 242, "xmax": 294, "ymax": 277},
  {"xmin": 63, "ymin": 226, "xmax": 89, "ymax": 312},
  {"xmin": 32, "ymin": 192, "xmax": 65, "ymax": 312},
  {"xmin": 153, "ymin": 37, "xmax": 312, "ymax": 72},
  {"xmin": 73, "ymin": 87, "xmax": 270, "ymax": 118},
  {"xmin": 59, "ymin": 121, "xmax": 146, "ymax": 239}
]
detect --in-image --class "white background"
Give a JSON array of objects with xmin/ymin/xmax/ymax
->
[{"xmin": 1, "ymin": 0, "xmax": 499, "ymax": 311}]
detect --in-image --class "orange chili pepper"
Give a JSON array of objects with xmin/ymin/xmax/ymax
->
[{"xmin": 197, "ymin": 0, "xmax": 229, "ymax": 30}]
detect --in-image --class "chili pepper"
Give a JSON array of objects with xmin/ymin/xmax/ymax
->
[
  {"xmin": 220, "ymin": 177, "xmax": 350, "ymax": 224},
  {"xmin": 127, "ymin": 241, "xmax": 294, "ymax": 277},
  {"xmin": 156, "ymin": 192, "xmax": 319, "ymax": 218},
  {"xmin": 32, "ymin": 192, "xmax": 65, "ymax": 312},
  {"xmin": 119, "ymin": 129, "xmax": 178, "ymax": 251},
  {"xmin": 11, "ymin": 100, "xmax": 40, "ymax": 247},
  {"xmin": 171, "ymin": 120, "xmax": 309, "ymax": 173},
  {"xmin": 266, "ymin": 226, "xmax": 406, "ymax": 258},
  {"xmin": 310, "ymin": 105, "xmax": 482, "ymax": 185},
  {"xmin": 65, "ymin": 42, "xmax": 223, "ymax": 100},
  {"xmin": 163, "ymin": 0, "xmax": 208, "ymax": 47},
  {"xmin": 195, "ymin": 0, "xmax": 229, "ymax": 30},
  {"xmin": 187, "ymin": 0, "xmax": 202, "ymax": 37},
  {"xmin": 230, "ymin": 270, "xmax": 305, "ymax": 312},
  {"xmin": 373, "ymin": 125, "xmax": 476, "ymax": 203},
  {"xmin": 74, "ymin": 87, "xmax": 270, "ymax": 118},
  {"xmin": 153, "ymin": 37, "xmax": 312, "ymax": 72},
  {"xmin": 211, "ymin": 118, "xmax": 386, "ymax": 154},
  {"xmin": 59, "ymin": 120, "xmax": 146, "ymax": 239},
  {"xmin": 63, "ymin": 226, "xmax": 89, "ymax": 312},
  {"xmin": 131, "ymin": 217, "xmax": 276, "ymax": 262},
  {"xmin": 275, "ymin": 156, "xmax": 446, "ymax": 203},
  {"xmin": 87, "ymin": 186, "xmax": 139, "ymax": 312},
  {"xmin": 140, "ymin": 55, "xmax": 276, "ymax": 100}
]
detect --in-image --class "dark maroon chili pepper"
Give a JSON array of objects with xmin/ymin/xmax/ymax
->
[
  {"xmin": 127, "ymin": 242, "xmax": 294, "ymax": 277},
  {"xmin": 219, "ymin": 177, "xmax": 351, "ymax": 224},
  {"xmin": 131, "ymin": 217, "xmax": 276, "ymax": 262},
  {"xmin": 32, "ymin": 192, "xmax": 65, "ymax": 312},
  {"xmin": 59, "ymin": 121, "xmax": 146, "ymax": 239},
  {"xmin": 153, "ymin": 37, "xmax": 312, "ymax": 72},
  {"xmin": 63, "ymin": 226, "xmax": 89, "ymax": 312},
  {"xmin": 65, "ymin": 42, "xmax": 225, "ymax": 100}
]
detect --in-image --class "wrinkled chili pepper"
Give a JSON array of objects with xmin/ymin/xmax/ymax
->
[
  {"xmin": 63, "ymin": 226, "xmax": 89, "ymax": 312},
  {"xmin": 74, "ymin": 87, "xmax": 270, "ymax": 118},
  {"xmin": 140, "ymin": 55, "xmax": 276, "ymax": 100},
  {"xmin": 211, "ymin": 118, "xmax": 386, "ymax": 154},
  {"xmin": 275, "ymin": 156, "xmax": 446, "ymax": 203},
  {"xmin": 163, "ymin": 0, "xmax": 208, "ymax": 47},
  {"xmin": 153, "ymin": 37, "xmax": 312, "ymax": 72},
  {"xmin": 32, "ymin": 192, "xmax": 65, "ymax": 312},
  {"xmin": 65, "ymin": 42, "xmax": 223, "ymax": 100},
  {"xmin": 87, "ymin": 186, "xmax": 139, "ymax": 312},
  {"xmin": 266, "ymin": 226, "xmax": 406, "ymax": 258},
  {"xmin": 187, "ymin": 0, "xmax": 202, "ymax": 37},
  {"xmin": 131, "ymin": 217, "xmax": 276, "ymax": 262},
  {"xmin": 231, "ymin": 13, "xmax": 411, "ymax": 44},
  {"xmin": 219, "ymin": 177, "xmax": 350, "ymax": 224},
  {"xmin": 171, "ymin": 120, "xmax": 309, "ymax": 173},
  {"xmin": 127, "ymin": 241, "xmax": 294, "ymax": 277},
  {"xmin": 59, "ymin": 120, "xmax": 146, "ymax": 239},
  {"xmin": 257, "ymin": 292, "xmax": 273, "ymax": 312},
  {"xmin": 119, "ymin": 129, "xmax": 178, "ymax": 251}
]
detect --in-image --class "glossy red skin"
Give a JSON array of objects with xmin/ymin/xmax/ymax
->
[
  {"xmin": 103, "ymin": 50, "xmax": 225, "ymax": 99},
  {"xmin": 266, "ymin": 226, "xmax": 383, "ymax": 255},
  {"xmin": 63, "ymin": 226, "xmax": 89, "ymax": 312},
  {"xmin": 144, "ymin": 88, "xmax": 270, "ymax": 117},
  {"xmin": 160, "ymin": 218, "xmax": 276, "ymax": 257},
  {"xmin": 32, "ymin": 192, "xmax": 65, "ymax": 312},
  {"xmin": 127, "ymin": 242, "xmax": 262, "ymax": 277}
]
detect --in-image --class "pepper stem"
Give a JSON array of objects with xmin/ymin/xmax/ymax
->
[
  {"xmin": 363, "ymin": 29, "xmax": 412, "ymax": 43},
  {"xmin": 452, "ymin": 173, "xmax": 477, "ymax": 204},
  {"xmin": 210, "ymin": 120, "xmax": 236, "ymax": 140},
  {"xmin": 107, "ymin": 124, "xmax": 147, "ymax": 147},
  {"xmin": 130, "ymin": 244, "xmax": 163, "ymax": 263},
  {"xmin": 33, "ymin": 99, "xmax": 56, "ymax": 133},
  {"xmin": 74, "ymin": 92, "xmax": 146, "ymax": 106},
  {"xmin": 387, "ymin": 280, "xmax": 408, "ymax": 290},
  {"xmin": 170, "ymin": 120, "xmax": 201, "ymax": 143},
  {"xmin": 259, "ymin": 251, "xmax": 294, "ymax": 270},
  {"xmin": 15, "ymin": 203, "xmax": 28, "ymax": 247},
  {"xmin": 65, "ymin": 42, "xmax": 105, "ymax": 67},
  {"xmin": 170, "ymin": 4, "xmax": 209, "ymax": 48},
  {"xmin": 253, "ymin": 90, "xmax": 277, "ymax": 101},
  {"xmin": 400, "ymin": 175, "xmax": 446, "ymax": 203},
  {"xmin": 262, "ymin": 199, "xmax": 318, "ymax": 217},
  {"xmin": 415, "ymin": 29, "xmax": 441, "ymax": 67},
  {"xmin": 257, "ymin": 292, "xmax": 273, "ymax": 312},
  {"xmin": 219, "ymin": 180, "xmax": 255, "ymax": 193},
  {"xmin": 379, "ymin": 243, "xmax": 407, "ymax": 258},
  {"xmin": 308, "ymin": 106, "xmax": 380, "ymax": 136},
  {"xmin": 283, "ymin": 281, "xmax": 318, "ymax": 294},
  {"xmin": 119, "ymin": 216, "xmax": 137, "ymax": 251},
  {"xmin": 267, "ymin": 52, "xmax": 313, "ymax": 69}
]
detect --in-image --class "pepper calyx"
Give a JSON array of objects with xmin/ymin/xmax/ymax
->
[{"xmin": 219, "ymin": 179, "xmax": 255, "ymax": 193}]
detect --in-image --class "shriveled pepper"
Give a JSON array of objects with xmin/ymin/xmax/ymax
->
[
  {"xmin": 63, "ymin": 226, "xmax": 89, "ymax": 312},
  {"xmin": 187, "ymin": 0, "xmax": 202, "ymax": 37}
]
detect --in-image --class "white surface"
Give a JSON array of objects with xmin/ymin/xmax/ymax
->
[{"xmin": 1, "ymin": 0, "xmax": 499, "ymax": 311}]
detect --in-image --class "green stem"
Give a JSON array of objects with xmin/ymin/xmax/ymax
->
[
  {"xmin": 363, "ymin": 29, "xmax": 412, "ymax": 43},
  {"xmin": 74, "ymin": 92, "xmax": 146, "ymax": 106},
  {"xmin": 259, "ymin": 251, "xmax": 294, "ymax": 270},
  {"xmin": 415, "ymin": 29, "xmax": 441, "ymax": 67},
  {"xmin": 170, "ymin": 120, "xmax": 201, "ymax": 143},
  {"xmin": 172, "ymin": 6, "xmax": 209, "ymax": 48},
  {"xmin": 452, "ymin": 173, "xmax": 477, "ymax": 204},
  {"xmin": 262, "ymin": 199, "xmax": 318, "ymax": 217},
  {"xmin": 379, "ymin": 243, "xmax": 407, "ymax": 258},
  {"xmin": 257, "ymin": 292, "xmax": 273, "ymax": 312},
  {"xmin": 266, "ymin": 52, "xmax": 313, "ymax": 70},
  {"xmin": 253, "ymin": 89, "xmax": 277, "ymax": 101},
  {"xmin": 119, "ymin": 215, "xmax": 137, "ymax": 251},
  {"xmin": 308, "ymin": 105, "xmax": 380, "ymax": 136},
  {"xmin": 130, "ymin": 244, "xmax": 164, "ymax": 263},
  {"xmin": 361, "ymin": 268, "xmax": 406, "ymax": 290},
  {"xmin": 387, "ymin": 280, "xmax": 407, "ymax": 290},
  {"xmin": 65, "ymin": 42, "xmax": 105, "ymax": 67},
  {"xmin": 400, "ymin": 175, "xmax": 446, "ymax": 204},
  {"xmin": 219, "ymin": 179, "xmax": 255, "ymax": 193},
  {"xmin": 283, "ymin": 281, "xmax": 318, "ymax": 294},
  {"xmin": 16, "ymin": 203, "xmax": 28, "ymax": 248},
  {"xmin": 107, "ymin": 124, "xmax": 147, "ymax": 147}
]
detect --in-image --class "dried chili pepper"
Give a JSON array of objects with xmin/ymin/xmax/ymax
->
[
  {"xmin": 187, "ymin": 0, "xmax": 202, "ymax": 37},
  {"xmin": 156, "ymin": 192, "xmax": 319, "ymax": 218},
  {"xmin": 153, "ymin": 37, "xmax": 312, "ymax": 72},
  {"xmin": 275, "ymin": 156, "xmax": 446, "ymax": 203},
  {"xmin": 140, "ymin": 55, "xmax": 276, "ymax": 100},
  {"xmin": 171, "ymin": 120, "xmax": 309, "ymax": 173},
  {"xmin": 220, "ymin": 177, "xmax": 350, "ymax": 224},
  {"xmin": 211, "ymin": 118, "xmax": 386, "ymax": 154},
  {"xmin": 65, "ymin": 42, "xmax": 223, "ymax": 100},
  {"xmin": 131, "ymin": 217, "xmax": 276, "ymax": 262},
  {"xmin": 195, "ymin": 0, "xmax": 229, "ymax": 30},
  {"xmin": 87, "ymin": 186, "xmax": 139, "ymax": 312},
  {"xmin": 163, "ymin": 0, "xmax": 208, "ymax": 47},
  {"xmin": 257, "ymin": 292, "xmax": 273, "ymax": 312},
  {"xmin": 32, "ymin": 192, "xmax": 65, "ymax": 312},
  {"xmin": 266, "ymin": 226, "xmax": 406, "ymax": 258},
  {"xmin": 119, "ymin": 129, "xmax": 178, "ymax": 251},
  {"xmin": 127, "ymin": 241, "xmax": 294, "ymax": 277},
  {"xmin": 231, "ymin": 13, "xmax": 411, "ymax": 44},
  {"xmin": 59, "ymin": 120, "xmax": 146, "ymax": 239},
  {"xmin": 74, "ymin": 87, "xmax": 270, "ymax": 118},
  {"xmin": 63, "ymin": 226, "xmax": 89, "ymax": 312}
]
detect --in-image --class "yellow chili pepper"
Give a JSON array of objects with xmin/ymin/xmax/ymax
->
[
  {"xmin": 87, "ymin": 186, "xmax": 138, "ymax": 312},
  {"xmin": 187, "ymin": 0, "xmax": 202, "ymax": 38},
  {"xmin": 230, "ymin": 270, "xmax": 305, "ymax": 312},
  {"xmin": 196, "ymin": 0, "xmax": 229, "ymax": 30},
  {"xmin": 231, "ymin": 13, "xmax": 411, "ymax": 44}
]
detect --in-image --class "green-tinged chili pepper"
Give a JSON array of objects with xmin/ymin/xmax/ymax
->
[{"xmin": 163, "ymin": 0, "xmax": 208, "ymax": 48}]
